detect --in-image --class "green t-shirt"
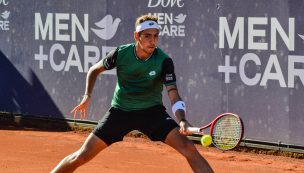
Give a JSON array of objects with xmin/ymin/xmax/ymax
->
[{"xmin": 102, "ymin": 43, "xmax": 176, "ymax": 111}]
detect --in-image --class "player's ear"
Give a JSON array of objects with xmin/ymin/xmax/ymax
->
[{"xmin": 134, "ymin": 31, "xmax": 139, "ymax": 41}]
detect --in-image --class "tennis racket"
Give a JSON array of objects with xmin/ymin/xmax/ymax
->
[{"xmin": 187, "ymin": 113, "xmax": 244, "ymax": 150}]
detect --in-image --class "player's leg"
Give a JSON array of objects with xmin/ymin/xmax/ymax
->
[
  {"xmin": 51, "ymin": 133, "xmax": 108, "ymax": 173},
  {"xmin": 164, "ymin": 128, "xmax": 214, "ymax": 173},
  {"xmin": 51, "ymin": 107, "xmax": 129, "ymax": 173},
  {"xmin": 139, "ymin": 105, "xmax": 214, "ymax": 173}
]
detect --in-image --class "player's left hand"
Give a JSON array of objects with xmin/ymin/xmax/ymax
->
[{"xmin": 179, "ymin": 120, "xmax": 192, "ymax": 135}]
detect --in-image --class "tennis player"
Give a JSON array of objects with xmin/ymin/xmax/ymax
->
[{"xmin": 51, "ymin": 14, "xmax": 214, "ymax": 173}]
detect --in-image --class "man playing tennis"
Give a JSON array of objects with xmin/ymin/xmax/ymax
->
[{"xmin": 51, "ymin": 14, "xmax": 214, "ymax": 173}]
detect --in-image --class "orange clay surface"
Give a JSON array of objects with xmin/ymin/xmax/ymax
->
[{"xmin": 0, "ymin": 128, "xmax": 303, "ymax": 173}]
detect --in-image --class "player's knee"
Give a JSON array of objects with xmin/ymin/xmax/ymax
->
[{"xmin": 70, "ymin": 150, "xmax": 89, "ymax": 166}]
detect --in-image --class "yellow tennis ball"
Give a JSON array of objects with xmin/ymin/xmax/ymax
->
[{"xmin": 201, "ymin": 135, "xmax": 212, "ymax": 147}]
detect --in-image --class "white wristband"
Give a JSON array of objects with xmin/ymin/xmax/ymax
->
[{"xmin": 172, "ymin": 101, "xmax": 186, "ymax": 116}]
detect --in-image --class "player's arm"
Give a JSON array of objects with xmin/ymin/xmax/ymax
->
[
  {"xmin": 71, "ymin": 49, "xmax": 118, "ymax": 119},
  {"xmin": 165, "ymin": 85, "xmax": 184, "ymax": 121},
  {"xmin": 162, "ymin": 58, "xmax": 190, "ymax": 135},
  {"xmin": 84, "ymin": 49, "xmax": 118, "ymax": 96}
]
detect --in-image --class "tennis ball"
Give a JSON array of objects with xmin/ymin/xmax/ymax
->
[{"xmin": 201, "ymin": 135, "xmax": 212, "ymax": 147}]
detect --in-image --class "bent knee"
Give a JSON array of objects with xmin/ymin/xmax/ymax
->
[{"xmin": 69, "ymin": 150, "xmax": 89, "ymax": 166}]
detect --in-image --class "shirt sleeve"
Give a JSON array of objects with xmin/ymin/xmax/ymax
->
[
  {"xmin": 102, "ymin": 49, "xmax": 118, "ymax": 70},
  {"xmin": 161, "ymin": 58, "xmax": 177, "ymax": 85}
]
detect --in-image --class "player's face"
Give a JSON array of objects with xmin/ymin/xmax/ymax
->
[{"xmin": 135, "ymin": 28, "xmax": 159, "ymax": 55}]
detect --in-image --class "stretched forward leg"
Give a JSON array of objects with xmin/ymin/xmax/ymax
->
[
  {"xmin": 165, "ymin": 128, "xmax": 214, "ymax": 173},
  {"xmin": 51, "ymin": 133, "xmax": 108, "ymax": 173}
]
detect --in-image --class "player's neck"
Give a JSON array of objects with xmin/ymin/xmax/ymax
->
[{"xmin": 135, "ymin": 45, "xmax": 153, "ymax": 61}]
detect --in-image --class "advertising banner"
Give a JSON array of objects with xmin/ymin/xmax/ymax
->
[{"xmin": 1, "ymin": 0, "xmax": 304, "ymax": 146}]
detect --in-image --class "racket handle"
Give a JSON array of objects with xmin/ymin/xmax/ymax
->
[{"xmin": 186, "ymin": 127, "xmax": 201, "ymax": 133}]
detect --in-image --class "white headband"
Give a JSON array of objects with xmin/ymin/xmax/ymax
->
[{"xmin": 135, "ymin": 20, "xmax": 161, "ymax": 32}]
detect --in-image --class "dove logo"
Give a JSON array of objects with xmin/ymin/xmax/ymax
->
[
  {"xmin": 0, "ymin": 10, "xmax": 10, "ymax": 30},
  {"xmin": 34, "ymin": 12, "xmax": 119, "ymax": 74},
  {"xmin": 174, "ymin": 13, "xmax": 186, "ymax": 24},
  {"xmin": 91, "ymin": 15, "xmax": 121, "ymax": 40},
  {"xmin": 1, "ymin": 10, "xmax": 9, "ymax": 20},
  {"xmin": 148, "ymin": 0, "xmax": 184, "ymax": 7}
]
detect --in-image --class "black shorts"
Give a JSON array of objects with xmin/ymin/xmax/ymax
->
[{"xmin": 92, "ymin": 105, "xmax": 179, "ymax": 145}]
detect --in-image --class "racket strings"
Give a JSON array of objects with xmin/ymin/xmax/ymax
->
[{"xmin": 212, "ymin": 116, "xmax": 242, "ymax": 150}]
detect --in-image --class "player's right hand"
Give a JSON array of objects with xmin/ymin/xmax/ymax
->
[
  {"xmin": 179, "ymin": 120, "xmax": 192, "ymax": 136},
  {"xmin": 71, "ymin": 95, "xmax": 91, "ymax": 120}
]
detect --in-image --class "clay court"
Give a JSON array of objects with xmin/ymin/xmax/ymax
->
[{"xmin": 0, "ymin": 127, "xmax": 303, "ymax": 173}]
